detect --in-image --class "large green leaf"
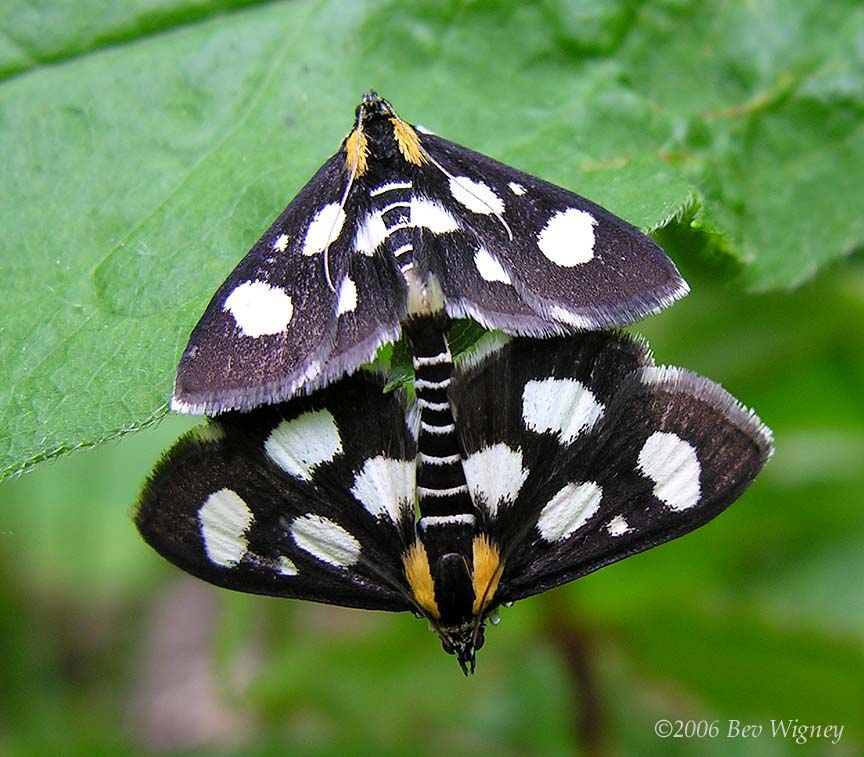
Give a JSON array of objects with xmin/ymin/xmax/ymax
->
[{"xmin": 2, "ymin": 0, "xmax": 863, "ymax": 479}]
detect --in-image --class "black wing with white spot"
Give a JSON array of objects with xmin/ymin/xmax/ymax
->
[
  {"xmin": 172, "ymin": 154, "xmax": 408, "ymax": 414},
  {"xmin": 172, "ymin": 92, "xmax": 687, "ymax": 415},
  {"xmin": 140, "ymin": 328, "xmax": 772, "ymax": 672},
  {"xmin": 412, "ymin": 134, "xmax": 688, "ymax": 334},
  {"xmin": 137, "ymin": 373, "xmax": 417, "ymax": 612},
  {"xmin": 450, "ymin": 333, "xmax": 773, "ymax": 604}
]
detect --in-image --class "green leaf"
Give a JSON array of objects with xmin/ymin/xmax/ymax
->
[
  {"xmin": 0, "ymin": 1, "xmax": 270, "ymax": 77},
  {"xmin": 2, "ymin": 0, "xmax": 863, "ymax": 479}
]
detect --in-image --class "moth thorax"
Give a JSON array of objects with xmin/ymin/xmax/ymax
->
[
  {"xmin": 405, "ymin": 270, "xmax": 445, "ymax": 316},
  {"xmin": 355, "ymin": 109, "xmax": 403, "ymax": 161},
  {"xmin": 344, "ymin": 127, "xmax": 369, "ymax": 177},
  {"xmin": 471, "ymin": 535, "xmax": 503, "ymax": 616},
  {"xmin": 390, "ymin": 117, "xmax": 427, "ymax": 166},
  {"xmin": 431, "ymin": 552, "xmax": 475, "ymax": 623}
]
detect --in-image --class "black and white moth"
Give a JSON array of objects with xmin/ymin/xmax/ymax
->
[
  {"xmin": 138, "ymin": 331, "xmax": 771, "ymax": 674},
  {"xmin": 172, "ymin": 91, "xmax": 688, "ymax": 414}
]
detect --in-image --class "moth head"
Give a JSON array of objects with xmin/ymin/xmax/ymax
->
[
  {"xmin": 356, "ymin": 90, "xmax": 395, "ymax": 123},
  {"xmin": 404, "ymin": 536, "xmax": 505, "ymax": 674},
  {"xmin": 346, "ymin": 91, "xmax": 417, "ymax": 174},
  {"xmin": 437, "ymin": 618, "xmax": 487, "ymax": 676}
]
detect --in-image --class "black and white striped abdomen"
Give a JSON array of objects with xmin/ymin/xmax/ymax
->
[
  {"xmin": 406, "ymin": 318, "xmax": 474, "ymax": 528},
  {"xmin": 359, "ymin": 181, "xmax": 416, "ymax": 273}
]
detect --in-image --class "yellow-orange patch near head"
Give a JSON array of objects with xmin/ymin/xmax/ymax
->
[
  {"xmin": 472, "ymin": 535, "xmax": 504, "ymax": 615},
  {"xmin": 391, "ymin": 117, "xmax": 427, "ymax": 166},
  {"xmin": 403, "ymin": 542, "xmax": 440, "ymax": 618},
  {"xmin": 344, "ymin": 127, "xmax": 369, "ymax": 177}
]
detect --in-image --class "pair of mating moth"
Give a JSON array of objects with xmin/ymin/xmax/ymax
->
[{"xmin": 136, "ymin": 93, "xmax": 772, "ymax": 674}]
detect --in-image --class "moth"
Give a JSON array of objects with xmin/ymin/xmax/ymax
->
[
  {"xmin": 172, "ymin": 91, "xmax": 688, "ymax": 415},
  {"xmin": 138, "ymin": 331, "xmax": 772, "ymax": 674}
]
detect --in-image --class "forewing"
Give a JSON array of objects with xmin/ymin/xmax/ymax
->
[
  {"xmin": 453, "ymin": 332, "xmax": 654, "ymax": 454},
  {"xmin": 416, "ymin": 226, "xmax": 557, "ymax": 336},
  {"xmin": 450, "ymin": 335, "xmax": 772, "ymax": 604},
  {"xmin": 413, "ymin": 133, "xmax": 688, "ymax": 333},
  {"xmin": 137, "ymin": 373, "xmax": 418, "ymax": 612},
  {"xmin": 330, "ymin": 219, "xmax": 408, "ymax": 382},
  {"xmin": 172, "ymin": 154, "xmax": 405, "ymax": 414}
]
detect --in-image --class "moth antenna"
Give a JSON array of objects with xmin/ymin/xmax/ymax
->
[
  {"xmin": 420, "ymin": 145, "xmax": 513, "ymax": 241},
  {"xmin": 324, "ymin": 173, "xmax": 354, "ymax": 292},
  {"xmin": 471, "ymin": 618, "xmax": 484, "ymax": 649},
  {"xmin": 323, "ymin": 101, "xmax": 367, "ymax": 292},
  {"xmin": 471, "ymin": 553, "xmax": 502, "ymax": 649}
]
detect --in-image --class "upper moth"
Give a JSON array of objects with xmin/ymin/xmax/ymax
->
[{"xmin": 172, "ymin": 92, "xmax": 687, "ymax": 415}]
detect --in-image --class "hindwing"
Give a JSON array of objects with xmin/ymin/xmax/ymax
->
[
  {"xmin": 138, "ymin": 373, "xmax": 417, "ymax": 611},
  {"xmin": 450, "ymin": 334, "xmax": 773, "ymax": 603}
]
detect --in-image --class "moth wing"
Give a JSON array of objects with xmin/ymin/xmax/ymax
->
[
  {"xmin": 450, "ymin": 335, "xmax": 772, "ymax": 604},
  {"xmin": 172, "ymin": 154, "xmax": 406, "ymax": 414},
  {"xmin": 413, "ymin": 133, "xmax": 688, "ymax": 333},
  {"xmin": 137, "ymin": 373, "xmax": 418, "ymax": 612}
]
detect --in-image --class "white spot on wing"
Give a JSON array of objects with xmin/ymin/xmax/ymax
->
[
  {"xmin": 291, "ymin": 515, "xmax": 361, "ymax": 567},
  {"xmin": 336, "ymin": 276, "xmax": 358, "ymax": 315},
  {"xmin": 265, "ymin": 409, "xmax": 343, "ymax": 481},
  {"xmin": 410, "ymin": 197, "xmax": 460, "ymax": 234},
  {"xmin": 522, "ymin": 378, "xmax": 604, "ymax": 444},
  {"xmin": 547, "ymin": 305, "xmax": 597, "ymax": 329},
  {"xmin": 474, "ymin": 246, "xmax": 511, "ymax": 285},
  {"xmin": 354, "ymin": 210, "xmax": 389, "ymax": 255},
  {"xmin": 606, "ymin": 515, "xmax": 631, "ymax": 537},
  {"xmin": 198, "ymin": 488, "xmax": 254, "ymax": 567},
  {"xmin": 273, "ymin": 233, "xmax": 289, "ymax": 252},
  {"xmin": 278, "ymin": 555, "xmax": 298, "ymax": 575},
  {"xmin": 508, "ymin": 181, "xmax": 526, "ymax": 196},
  {"xmin": 350, "ymin": 456, "xmax": 415, "ymax": 523},
  {"xmin": 302, "ymin": 202, "xmax": 346, "ymax": 256},
  {"xmin": 223, "ymin": 280, "xmax": 293, "ymax": 338},
  {"xmin": 537, "ymin": 481, "xmax": 603, "ymax": 542},
  {"xmin": 448, "ymin": 176, "xmax": 504, "ymax": 215},
  {"xmin": 462, "ymin": 443, "xmax": 528, "ymax": 517},
  {"xmin": 637, "ymin": 432, "xmax": 701, "ymax": 510},
  {"xmin": 537, "ymin": 208, "xmax": 598, "ymax": 267}
]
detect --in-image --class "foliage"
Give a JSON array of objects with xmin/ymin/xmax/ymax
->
[
  {"xmin": 2, "ymin": 0, "xmax": 863, "ymax": 480},
  {"xmin": 1, "ymin": 0, "xmax": 862, "ymax": 754}
]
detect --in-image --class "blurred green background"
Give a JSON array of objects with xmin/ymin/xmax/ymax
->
[{"xmin": 1, "ymin": 1, "xmax": 862, "ymax": 755}]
